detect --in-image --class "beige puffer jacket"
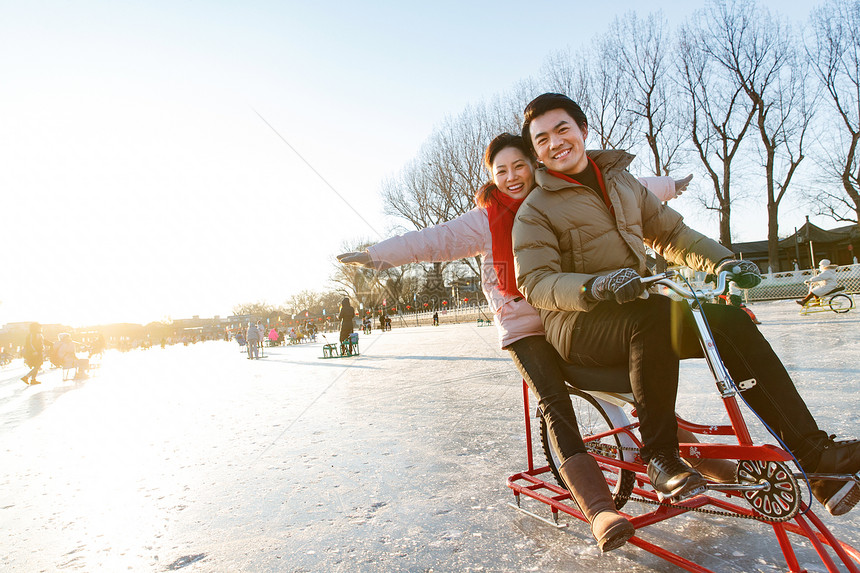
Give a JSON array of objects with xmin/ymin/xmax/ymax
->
[{"xmin": 512, "ymin": 149, "xmax": 733, "ymax": 360}]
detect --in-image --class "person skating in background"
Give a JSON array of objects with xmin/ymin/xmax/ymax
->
[
  {"xmin": 338, "ymin": 298, "xmax": 355, "ymax": 344},
  {"xmin": 21, "ymin": 322, "xmax": 44, "ymax": 385},
  {"xmin": 797, "ymin": 259, "xmax": 840, "ymax": 306},
  {"xmin": 338, "ymin": 132, "xmax": 692, "ymax": 552}
]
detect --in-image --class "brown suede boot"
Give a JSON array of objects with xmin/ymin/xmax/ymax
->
[
  {"xmin": 677, "ymin": 428, "xmax": 738, "ymax": 484},
  {"xmin": 558, "ymin": 452, "xmax": 635, "ymax": 552}
]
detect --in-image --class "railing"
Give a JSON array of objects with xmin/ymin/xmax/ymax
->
[
  {"xmin": 678, "ymin": 262, "xmax": 860, "ymax": 302},
  {"xmin": 382, "ymin": 304, "xmax": 493, "ymax": 330}
]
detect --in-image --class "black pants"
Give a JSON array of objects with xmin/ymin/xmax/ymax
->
[
  {"xmin": 565, "ymin": 294, "xmax": 827, "ymax": 463},
  {"xmin": 508, "ymin": 336, "xmax": 587, "ymax": 463}
]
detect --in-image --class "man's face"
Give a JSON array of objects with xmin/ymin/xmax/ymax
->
[{"xmin": 529, "ymin": 108, "xmax": 589, "ymax": 175}]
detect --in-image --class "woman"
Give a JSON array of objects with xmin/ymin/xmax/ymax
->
[{"xmin": 338, "ymin": 134, "xmax": 693, "ymax": 551}]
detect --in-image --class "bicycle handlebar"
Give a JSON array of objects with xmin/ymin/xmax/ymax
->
[{"xmin": 643, "ymin": 270, "xmax": 731, "ymax": 300}]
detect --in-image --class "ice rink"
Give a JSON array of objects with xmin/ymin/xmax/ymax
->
[{"xmin": 1, "ymin": 300, "xmax": 859, "ymax": 572}]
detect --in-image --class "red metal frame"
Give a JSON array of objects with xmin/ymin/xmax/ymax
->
[{"xmin": 507, "ymin": 380, "xmax": 860, "ymax": 573}]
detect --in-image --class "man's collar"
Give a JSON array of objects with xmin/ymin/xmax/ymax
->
[{"xmin": 535, "ymin": 149, "xmax": 635, "ymax": 191}]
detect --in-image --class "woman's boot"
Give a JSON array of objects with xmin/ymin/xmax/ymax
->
[{"xmin": 557, "ymin": 452, "xmax": 635, "ymax": 552}]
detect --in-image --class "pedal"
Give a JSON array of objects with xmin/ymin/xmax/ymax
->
[{"xmin": 737, "ymin": 378, "xmax": 756, "ymax": 391}]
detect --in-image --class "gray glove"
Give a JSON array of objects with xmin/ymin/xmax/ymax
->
[
  {"xmin": 588, "ymin": 268, "xmax": 646, "ymax": 304},
  {"xmin": 716, "ymin": 259, "xmax": 761, "ymax": 289},
  {"xmin": 336, "ymin": 251, "xmax": 393, "ymax": 270},
  {"xmin": 673, "ymin": 174, "xmax": 693, "ymax": 196}
]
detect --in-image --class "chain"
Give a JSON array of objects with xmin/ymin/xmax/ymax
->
[
  {"xmin": 585, "ymin": 444, "xmax": 797, "ymax": 523},
  {"xmin": 612, "ymin": 490, "xmax": 792, "ymax": 523}
]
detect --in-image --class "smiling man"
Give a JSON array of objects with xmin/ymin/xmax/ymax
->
[{"xmin": 511, "ymin": 93, "xmax": 860, "ymax": 513}]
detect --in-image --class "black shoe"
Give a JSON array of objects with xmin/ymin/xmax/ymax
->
[
  {"xmin": 647, "ymin": 449, "xmax": 707, "ymax": 501},
  {"xmin": 807, "ymin": 437, "xmax": 860, "ymax": 516}
]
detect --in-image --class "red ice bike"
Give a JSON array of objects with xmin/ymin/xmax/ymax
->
[{"xmin": 507, "ymin": 270, "xmax": 860, "ymax": 572}]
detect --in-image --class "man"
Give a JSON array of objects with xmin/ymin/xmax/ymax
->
[{"xmin": 512, "ymin": 93, "xmax": 860, "ymax": 514}]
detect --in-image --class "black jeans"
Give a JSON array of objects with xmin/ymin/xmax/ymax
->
[
  {"xmin": 565, "ymin": 294, "xmax": 827, "ymax": 463},
  {"xmin": 507, "ymin": 335, "xmax": 587, "ymax": 463}
]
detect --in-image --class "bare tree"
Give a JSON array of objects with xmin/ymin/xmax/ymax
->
[
  {"xmin": 541, "ymin": 44, "xmax": 637, "ymax": 150},
  {"xmin": 608, "ymin": 11, "xmax": 686, "ymax": 175},
  {"xmin": 330, "ymin": 238, "xmax": 416, "ymax": 315},
  {"xmin": 539, "ymin": 48, "xmax": 591, "ymax": 107},
  {"xmin": 678, "ymin": 4, "xmax": 759, "ymax": 249},
  {"xmin": 808, "ymin": 0, "xmax": 860, "ymax": 224},
  {"xmin": 283, "ymin": 289, "xmax": 343, "ymax": 318},
  {"xmin": 232, "ymin": 301, "xmax": 276, "ymax": 318},
  {"xmin": 380, "ymin": 100, "xmax": 519, "ymax": 286},
  {"xmin": 696, "ymin": 0, "xmax": 814, "ymax": 269},
  {"xmin": 330, "ymin": 238, "xmax": 386, "ymax": 310}
]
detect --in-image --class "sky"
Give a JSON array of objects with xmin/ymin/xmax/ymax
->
[{"xmin": 0, "ymin": 0, "xmax": 824, "ymax": 328}]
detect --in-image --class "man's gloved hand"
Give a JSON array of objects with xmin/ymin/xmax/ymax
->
[
  {"xmin": 716, "ymin": 259, "xmax": 761, "ymax": 289},
  {"xmin": 673, "ymin": 174, "xmax": 693, "ymax": 197},
  {"xmin": 336, "ymin": 251, "xmax": 393, "ymax": 270},
  {"xmin": 588, "ymin": 268, "xmax": 646, "ymax": 304}
]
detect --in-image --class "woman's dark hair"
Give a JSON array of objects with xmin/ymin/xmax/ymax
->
[
  {"xmin": 474, "ymin": 133, "xmax": 532, "ymax": 207},
  {"xmin": 521, "ymin": 93, "xmax": 588, "ymax": 155}
]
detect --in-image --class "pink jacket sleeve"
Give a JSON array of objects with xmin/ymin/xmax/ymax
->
[
  {"xmin": 638, "ymin": 176, "xmax": 676, "ymax": 202},
  {"xmin": 367, "ymin": 208, "xmax": 488, "ymax": 267}
]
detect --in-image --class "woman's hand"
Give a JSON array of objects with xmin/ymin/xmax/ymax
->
[
  {"xmin": 337, "ymin": 251, "xmax": 372, "ymax": 266},
  {"xmin": 336, "ymin": 251, "xmax": 393, "ymax": 270},
  {"xmin": 673, "ymin": 174, "xmax": 693, "ymax": 196}
]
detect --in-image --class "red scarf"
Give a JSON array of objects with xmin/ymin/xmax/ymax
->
[
  {"xmin": 546, "ymin": 157, "xmax": 614, "ymax": 216},
  {"xmin": 485, "ymin": 185, "xmax": 525, "ymax": 298}
]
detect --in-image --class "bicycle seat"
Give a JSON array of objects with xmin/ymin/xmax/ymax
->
[{"xmin": 558, "ymin": 362, "xmax": 632, "ymax": 393}]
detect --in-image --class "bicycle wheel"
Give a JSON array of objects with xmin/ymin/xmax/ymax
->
[
  {"xmin": 829, "ymin": 294, "xmax": 853, "ymax": 313},
  {"xmin": 539, "ymin": 387, "xmax": 636, "ymax": 510}
]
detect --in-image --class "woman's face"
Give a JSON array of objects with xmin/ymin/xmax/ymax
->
[{"xmin": 491, "ymin": 146, "xmax": 535, "ymax": 201}]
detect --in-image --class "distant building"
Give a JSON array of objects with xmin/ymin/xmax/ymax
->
[{"xmin": 731, "ymin": 221, "xmax": 859, "ymax": 272}]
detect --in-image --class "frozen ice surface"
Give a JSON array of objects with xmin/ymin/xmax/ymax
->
[{"xmin": 0, "ymin": 299, "xmax": 858, "ymax": 572}]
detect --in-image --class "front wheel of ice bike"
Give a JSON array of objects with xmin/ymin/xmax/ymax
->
[
  {"xmin": 539, "ymin": 387, "xmax": 636, "ymax": 510},
  {"xmin": 829, "ymin": 294, "xmax": 853, "ymax": 313}
]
